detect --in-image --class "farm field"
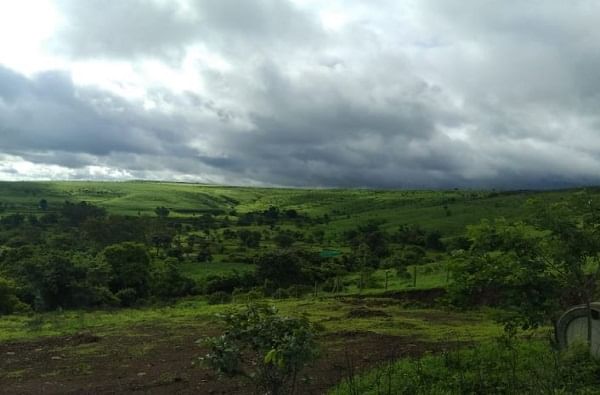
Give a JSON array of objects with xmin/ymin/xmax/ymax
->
[{"xmin": 1, "ymin": 181, "xmax": 600, "ymax": 394}]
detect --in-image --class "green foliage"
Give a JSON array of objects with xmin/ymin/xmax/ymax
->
[
  {"xmin": 196, "ymin": 249, "xmax": 213, "ymax": 263},
  {"xmin": 255, "ymin": 250, "xmax": 307, "ymax": 289},
  {"xmin": 207, "ymin": 291, "xmax": 232, "ymax": 305},
  {"xmin": 273, "ymin": 230, "xmax": 296, "ymax": 248},
  {"xmin": 238, "ymin": 229, "xmax": 261, "ymax": 248},
  {"xmin": 0, "ymin": 213, "xmax": 25, "ymax": 228},
  {"xmin": 203, "ymin": 271, "xmax": 257, "ymax": 294},
  {"xmin": 330, "ymin": 339, "xmax": 600, "ymax": 395},
  {"xmin": 102, "ymin": 242, "xmax": 151, "ymax": 302},
  {"xmin": 345, "ymin": 222, "xmax": 390, "ymax": 259},
  {"xmin": 61, "ymin": 201, "xmax": 106, "ymax": 226},
  {"xmin": 0, "ymin": 277, "xmax": 26, "ymax": 315},
  {"xmin": 20, "ymin": 253, "xmax": 89, "ymax": 310},
  {"xmin": 150, "ymin": 258, "xmax": 195, "ymax": 298},
  {"xmin": 38, "ymin": 199, "xmax": 48, "ymax": 211},
  {"xmin": 448, "ymin": 219, "xmax": 559, "ymax": 330},
  {"xmin": 82, "ymin": 216, "xmax": 147, "ymax": 247},
  {"xmin": 203, "ymin": 304, "xmax": 319, "ymax": 395},
  {"xmin": 154, "ymin": 206, "xmax": 170, "ymax": 218}
]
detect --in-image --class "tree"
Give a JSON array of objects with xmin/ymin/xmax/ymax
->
[
  {"xmin": 154, "ymin": 206, "xmax": 170, "ymax": 219},
  {"xmin": 151, "ymin": 258, "xmax": 194, "ymax": 298},
  {"xmin": 197, "ymin": 249, "xmax": 213, "ymax": 263},
  {"xmin": 345, "ymin": 222, "xmax": 390, "ymax": 259},
  {"xmin": 61, "ymin": 201, "xmax": 106, "ymax": 226},
  {"xmin": 274, "ymin": 231, "xmax": 295, "ymax": 248},
  {"xmin": 425, "ymin": 230, "xmax": 445, "ymax": 251},
  {"xmin": 151, "ymin": 232, "xmax": 173, "ymax": 255},
  {"xmin": 102, "ymin": 242, "xmax": 151, "ymax": 302},
  {"xmin": 0, "ymin": 277, "xmax": 24, "ymax": 315},
  {"xmin": 450, "ymin": 196, "xmax": 600, "ymax": 340},
  {"xmin": 203, "ymin": 304, "xmax": 319, "ymax": 395},
  {"xmin": 20, "ymin": 252, "xmax": 90, "ymax": 310},
  {"xmin": 83, "ymin": 216, "xmax": 146, "ymax": 247},
  {"xmin": 238, "ymin": 229, "xmax": 261, "ymax": 248},
  {"xmin": 530, "ymin": 195, "xmax": 600, "ymax": 344},
  {"xmin": 38, "ymin": 199, "xmax": 48, "ymax": 211},
  {"xmin": 255, "ymin": 250, "xmax": 306, "ymax": 289}
]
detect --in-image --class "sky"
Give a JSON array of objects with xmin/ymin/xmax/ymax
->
[{"xmin": 1, "ymin": 0, "xmax": 599, "ymax": 188}]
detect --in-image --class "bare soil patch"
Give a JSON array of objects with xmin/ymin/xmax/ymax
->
[
  {"xmin": 345, "ymin": 307, "xmax": 391, "ymax": 319},
  {"xmin": 0, "ymin": 324, "xmax": 461, "ymax": 394}
]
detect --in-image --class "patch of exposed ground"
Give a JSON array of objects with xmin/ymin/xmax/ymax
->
[
  {"xmin": 345, "ymin": 307, "xmax": 391, "ymax": 319},
  {"xmin": 0, "ymin": 324, "xmax": 462, "ymax": 394}
]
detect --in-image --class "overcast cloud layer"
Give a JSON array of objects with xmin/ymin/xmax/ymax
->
[{"xmin": 1, "ymin": 0, "xmax": 600, "ymax": 188}]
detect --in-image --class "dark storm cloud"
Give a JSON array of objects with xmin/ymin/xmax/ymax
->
[
  {"xmin": 0, "ymin": 65, "xmax": 213, "ymax": 168},
  {"xmin": 3, "ymin": 0, "xmax": 600, "ymax": 187},
  {"xmin": 0, "ymin": 66, "xmax": 155, "ymax": 157}
]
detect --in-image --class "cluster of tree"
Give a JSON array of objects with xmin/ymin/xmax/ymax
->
[
  {"xmin": 0, "ymin": 196, "xmax": 459, "ymax": 316},
  {"xmin": 342, "ymin": 222, "xmax": 444, "ymax": 272},
  {"xmin": 448, "ymin": 194, "xmax": 600, "ymax": 338},
  {"xmin": 201, "ymin": 249, "xmax": 347, "ymax": 302},
  {"xmin": 235, "ymin": 206, "xmax": 324, "ymax": 227},
  {"xmin": 393, "ymin": 224, "xmax": 445, "ymax": 251},
  {"xmin": 0, "ymin": 242, "xmax": 196, "ymax": 312}
]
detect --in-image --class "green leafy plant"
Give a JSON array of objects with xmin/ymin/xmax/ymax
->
[{"xmin": 202, "ymin": 303, "xmax": 319, "ymax": 395}]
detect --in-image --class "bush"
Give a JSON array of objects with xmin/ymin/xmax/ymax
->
[
  {"xmin": 331, "ymin": 339, "xmax": 600, "ymax": 395},
  {"xmin": 207, "ymin": 291, "xmax": 232, "ymax": 305},
  {"xmin": 286, "ymin": 284, "xmax": 313, "ymax": 298},
  {"xmin": 151, "ymin": 258, "xmax": 195, "ymax": 298},
  {"xmin": 0, "ymin": 277, "xmax": 24, "ymax": 315},
  {"xmin": 203, "ymin": 304, "xmax": 319, "ymax": 395},
  {"xmin": 115, "ymin": 288, "xmax": 138, "ymax": 307},
  {"xmin": 204, "ymin": 272, "xmax": 257, "ymax": 294},
  {"xmin": 272, "ymin": 288, "xmax": 290, "ymax": 299}
]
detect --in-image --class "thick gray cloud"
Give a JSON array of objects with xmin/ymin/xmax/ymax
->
[
  {"xmin": 2, "ymin": 0, "xmax": 600, "ymax": 187},
  {"xmin": 51, "ymin": 0, "xmax": 322, "ymax": 61}
]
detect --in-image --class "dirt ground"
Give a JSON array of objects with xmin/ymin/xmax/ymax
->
[{"xmin": 0, "ymin": 323, "xmax": 460, "ymax": 395}]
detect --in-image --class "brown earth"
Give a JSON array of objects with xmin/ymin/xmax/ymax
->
[
  {"xmin": 0, "ymin": 324, "xmax": 461, "ymax": 395},
  {"xmin": 345, "ymin": 307, "xmax": 390, "ymax": 319}
]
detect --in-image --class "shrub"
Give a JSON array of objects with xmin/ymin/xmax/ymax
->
[
  {"xmin": 207, "ymin": 291, "xmax": 232, "ymax": 305},
  {"xmin": 272, "ymin": 288, "xmax": 290, "ymax": 299},
  {"xmin": 151, "ymin": 258, "xmax": 195, "ymax": 298},
  {"xmin": 286, "ymin": 284, "xmax": 313, "ymax": 298},
  {"xmin": 203, "ymin": 304, "xmax": 319, "ymax": 395},
  {"xmin": 0, "ymin": 277, "xmax": 24, "ymax": 315},
  {"xmin": 115, "ymin": 288, "xmax": 138, "ymax": 307},
  {"xmin": 204, "ymin": 272, "xmax": 257, "ymax": 294},
  {"xmin": 330, "ymin": 339, "xmax": 600, "ymax": 395}
]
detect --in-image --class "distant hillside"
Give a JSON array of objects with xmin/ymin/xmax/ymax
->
[{"xmin": 0, "ymin": 180, "xmax": 589, "ymax": 236}]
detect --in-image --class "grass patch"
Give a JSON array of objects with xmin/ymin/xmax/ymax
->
[
  {"xmin": 329, "ymin": 339, "xmax": 599, "ymax": 395},
  {"xmin": 0, "ymin": 296, "xmax": 503, "ymax": 343}
]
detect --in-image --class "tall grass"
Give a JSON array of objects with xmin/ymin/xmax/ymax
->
[{"xmin": 330, "ymin": 338, "xmax": 600, "ymax": 395}]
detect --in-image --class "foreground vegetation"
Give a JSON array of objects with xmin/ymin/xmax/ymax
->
[
  {"xmin": 2, "ymin": 181, "xmax": 600, "ymax": 393},
  {"xmin": 331, "ymin": 339, "xmax": 600, "ymax": 394}
]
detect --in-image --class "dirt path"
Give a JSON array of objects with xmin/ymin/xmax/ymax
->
[{"xmin": 0, "ymin": 323, "xmax": 460, "ymax": 395}]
